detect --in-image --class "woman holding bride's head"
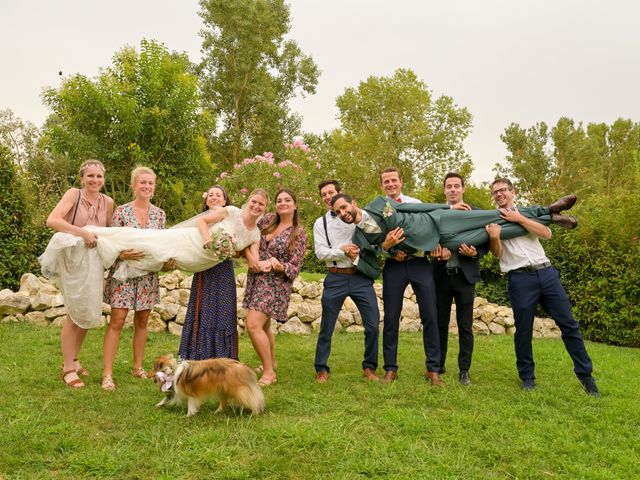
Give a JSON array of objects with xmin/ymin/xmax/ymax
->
[
  {"xmin": 46, "ymin": 159, "xmax": 114, "ymax": 388},
  {"xmin": 243, "ymin": 188, "xmax": 307, "ymax": 387},
  {"xmin": 179, "ymin": 187, "xmax": 269, "ymax": 360},
  {"xmin": 101, "ymin": 166, "xmax": 172, "ymax": 391}
]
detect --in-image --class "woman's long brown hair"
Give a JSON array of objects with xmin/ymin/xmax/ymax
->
[{"xmin": 260, "ymin": 188, "xmax": 300, "ymax": 251}]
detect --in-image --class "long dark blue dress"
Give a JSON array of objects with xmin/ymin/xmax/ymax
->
[{"xmin": 178, "ymin": 259, "xmax": 238, "ymax": 360}]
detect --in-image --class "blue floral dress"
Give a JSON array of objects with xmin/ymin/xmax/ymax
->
[
  {"xmin": 104, "ymin": 202, "xmax": 166, "ymax": 310},
  {"xmin": 178, "ymin": 260, "xmax": 238, "ymax": 360}
]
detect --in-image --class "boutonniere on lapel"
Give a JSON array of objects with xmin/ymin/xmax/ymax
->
[{"xmin": 383, "ymin": 200, "xmax": 394, "ymax": 218}]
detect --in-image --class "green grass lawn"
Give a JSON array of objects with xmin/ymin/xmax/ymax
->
[{"xmin": 1, "ymin": 323, "xmax": 638, "ymax": 479}]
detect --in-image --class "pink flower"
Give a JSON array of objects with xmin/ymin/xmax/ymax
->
[
  {"xmin": 273, "ymin": 172, "xmax": 282, "ymax": 178},
  {"xmin": 220, "ymin": 171, "xmax": 229, "ymax": 179},
  {"xmin": 292, "ymin": 138, "xmax": 304, "ymax": 148},
  {"xmin": 241, "ymin": 187, "xmax": 248, "ymax": 194},
  {"xmin": 316, "ymin": 162, "xmax": 321, "ymax": 169}
]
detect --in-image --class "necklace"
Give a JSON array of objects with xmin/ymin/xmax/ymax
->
[{"xmin": 132, "ymin": 203, "xmax": 151, "ymax": 227}]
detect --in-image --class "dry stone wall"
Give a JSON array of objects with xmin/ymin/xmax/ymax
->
[{"xmin": 1, "ymin": 272, "xmax": 562, "ymax": 339}]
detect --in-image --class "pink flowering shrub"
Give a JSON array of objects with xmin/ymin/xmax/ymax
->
[{"xmin": 217, "ymin": 138, "xmax": 325, "ymax": 224}]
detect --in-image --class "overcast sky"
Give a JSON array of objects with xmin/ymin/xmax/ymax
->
[{"xmin": 2, "ymin": 0, "xmax": 639, "ymax": 182}]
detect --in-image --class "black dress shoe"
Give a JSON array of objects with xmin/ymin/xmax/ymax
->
[
  {"xmin": 439, "ymin": 367, "xmax": 446, "ymax": 375},
  {"xmin": 551, "ymin": 213, "xmax": 578, "ymax": 229},
  {"xmin": 520, "ymin": 379, "xmax": 535, "ymax": 391},
  {"xmin": 549, "ymin": 194, "xmax": 577, "ymax": 213},
  {"xmin": 459, "ymin": 370, "xmax": 471, "ymax": 386},
  {"xmin": 579, "ymin": 376, "xmax": 600, "ymax": 397}
]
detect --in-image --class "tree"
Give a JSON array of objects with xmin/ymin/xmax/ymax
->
[
  {"xmin": 498, "ymin": 117, "xmax": 640, "ymax": 203},
  {"xmin": 198, "ymin": 0, "xmax": 319, "ymax": 170},
  {"xmin": 0, "ymin": 144, "xmax": 46, "ymax": 289},
  {"xmin": 0, "ymin": 109, "xmax": 39, "ymax": 174},
  {"xmin": 317, "ymin": 69, "xmax": 473, "ymax": 202},
  {"xmin": 41, "ymin": 39, "xmax": 215, "ymax": 221}
]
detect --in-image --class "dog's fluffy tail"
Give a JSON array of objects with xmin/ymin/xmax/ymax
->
[
  {"xmin": 235, "ymin": 382, "xmax": 265, "ymax": 414},
  {"xmin": 235, "ymin": 366, "xmax": 265, "ymax": 414}
]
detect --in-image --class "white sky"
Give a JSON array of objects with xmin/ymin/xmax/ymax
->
[{"xmin": 2, "ymin": 0, "xmax": 639, "ymax": 182}]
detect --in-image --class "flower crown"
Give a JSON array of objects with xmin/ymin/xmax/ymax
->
[{"xmin": 80, "ymin": 162, "xmax": 105, "ymax": 174}]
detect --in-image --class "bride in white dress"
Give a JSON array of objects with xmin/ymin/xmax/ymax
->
[{"xmin": 40, "ymin": 189, "xmax": 270, "ymax": 328}]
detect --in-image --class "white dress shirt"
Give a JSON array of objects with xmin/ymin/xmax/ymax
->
[
  {"xmin": 313, "ymin": 212, "xmax": 358, "ymax": 268},
  {"xmin": 392, "ymin": 194, "xmax": 420, "ymax": 204},
  {"xmin": 498, "ymin": 232, "xmax": 551, "ymax": 272}
]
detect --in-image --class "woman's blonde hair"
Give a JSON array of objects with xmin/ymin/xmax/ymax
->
[
  {"xmin": 79, "ymin": 159, "xmax": 105, "ymax": 177},
  {"xmin": 248, "ymin": 188, "xmax": 270, "ymax": 203},
  {"xmin": 130, "ymin": 166, "xmax": 156, "ymax": 188}
]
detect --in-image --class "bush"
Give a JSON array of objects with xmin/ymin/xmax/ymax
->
[
  {"xmin": 545, "ymin": 193, "xmax": 640, "ymax": 347},
  {"xmin": 0, "ymin": 146, "xmax": 48, "ymax": 290},
  {"xmin": 478, "ymin": 192, "xmax": 640, "ymax": 347}
]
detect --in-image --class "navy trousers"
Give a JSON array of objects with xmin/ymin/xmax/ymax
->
[
  {"xmin": 382, "ymin": 257, "xmax": 441, "ymax": 373},
  {"xmin": 314, "ymin": 272, "xmax": 380, "ymax": 373},
  {"xmin": 436, "ymin": 272, "xmax": 475, "ymax": 372},
  {"xmin": 507, "ymin": 266, "xmax": 593, "ymax": 380}
]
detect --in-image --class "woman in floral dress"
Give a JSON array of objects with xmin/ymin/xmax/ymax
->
[
  {"xmin": 243, "ymin": 189, "xmax": 307, "ymax": 386},
  {"xmin": 101, "ymin": 166, "xmax": 172, "ymax": 391}
]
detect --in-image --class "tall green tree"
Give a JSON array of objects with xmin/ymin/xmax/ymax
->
[
  {"xmin": 0, "ymin": 109, "xmax": 39, "ymax": 175},
  {"xmin": 498, "ymin": 117, "xmax": 640, "ymax": 203},
  {"xmin": 198, "ymin": 0, "xmax": 319, "ymax": 170},
  {"xmin": 318, "ymin": 69, "xmax": 473, "ymax": 202},
  {"xmin": 41, "ymin": 39, "xmax": 215, "ymax": 221}
]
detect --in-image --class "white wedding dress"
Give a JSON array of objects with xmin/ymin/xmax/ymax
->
[{"xmin": 39, "ymin": 206, "xmax": 260, "ymax": 328}]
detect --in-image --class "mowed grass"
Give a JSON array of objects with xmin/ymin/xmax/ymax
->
[{"xmin": 0, "ymin": 323, "xmax": 638, "ymax": 479}]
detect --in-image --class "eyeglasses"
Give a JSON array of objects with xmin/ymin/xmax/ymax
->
[{"xmin": 491, "ymin": 187, "xmax": 511, "ymax": 196}]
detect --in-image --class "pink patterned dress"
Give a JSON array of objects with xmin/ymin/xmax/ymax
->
[
  {"xmin": 104, "ymin": 202, "xmax": 166, "ymax": 310},
  {"xmin": 243, "ymin": 214, "xmax": 307, "ymax": 321}
]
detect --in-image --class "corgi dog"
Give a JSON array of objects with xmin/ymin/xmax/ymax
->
[{"xmin": 150, "ymin": 354, "xmax": 265, "ymax": 417}]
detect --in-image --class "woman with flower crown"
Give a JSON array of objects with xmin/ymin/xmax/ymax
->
[
  {"xmin": 179, "ymin": 187, "xmax": 269, "ymax": 361},
  {"xmin": 45, "ymin": 159, "xmax": 114, "ymax": 388}
]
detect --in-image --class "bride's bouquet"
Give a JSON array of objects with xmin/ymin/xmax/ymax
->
[{"xmin": 205, "ymin": 230, "xmax": 236, "ymax": 262}]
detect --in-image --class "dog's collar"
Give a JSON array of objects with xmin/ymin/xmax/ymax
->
[{"xmin": 156, "ymin": 371, "xmax": 174, "ymax": 392}]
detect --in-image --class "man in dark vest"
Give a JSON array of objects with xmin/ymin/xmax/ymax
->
[{"xmin": 434, "ymin": 172, "xmax": 487, "ymax": 386}]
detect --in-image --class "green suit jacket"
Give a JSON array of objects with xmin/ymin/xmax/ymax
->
[{"xmin": 353, "ymin": 196, "xmax": 551, "ymax": 279}]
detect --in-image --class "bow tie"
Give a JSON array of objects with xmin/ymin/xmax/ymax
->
[{"xmin": 330, "ymin": 211, "xmax": 337, "ymax": 217}]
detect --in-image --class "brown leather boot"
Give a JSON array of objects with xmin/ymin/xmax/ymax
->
[
  {"xmin": 425, "ymin": 371, "xmax": 445, "ymax": 387},
  {"xmin": 551, "ymin": 213, "xmax": 578, "ymax": 229},
  {"xmin": 549, "ymin": 194, "xmax": 577, "ymax": 213}
]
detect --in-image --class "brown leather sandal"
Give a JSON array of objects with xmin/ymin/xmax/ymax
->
[
  {"xmin": 131, "ymin": 368, "xmax": 147, "ymax": 378},
  {"xmin": 61, "ymin": 369, "xmax": 85, "ymax": 388},
  {"xmin": 74, "ymin": 358, "xmax": 89, "ymax": 377}
]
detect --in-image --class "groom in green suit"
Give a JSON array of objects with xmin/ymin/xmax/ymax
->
[{"xmin": 330, "ymin": 193, "xmax": 577, "ymax": 280}]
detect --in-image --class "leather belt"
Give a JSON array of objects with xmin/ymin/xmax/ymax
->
[
  {"xmin": 328, "ymin": 267, "xmax": 357, "ymax": 275},
  {"xmin": 510, "ymin": 261, "xmax": 552, "ymax": 273},
  {"xmin": 446, "ymin": 267, "xmax": 462, "ymax": 275},
  {"xmin": 389, "ymin": 255, "xmax": 427, "ymax": 263}
]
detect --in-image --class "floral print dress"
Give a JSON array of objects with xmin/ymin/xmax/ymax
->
[
  {"xmin": 104, "ymin": 202, "xmax": 166, "ymax": 310},
  {"xmin": 243, "ymin": 214, "xmax": 307, "ymax": 321}
]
